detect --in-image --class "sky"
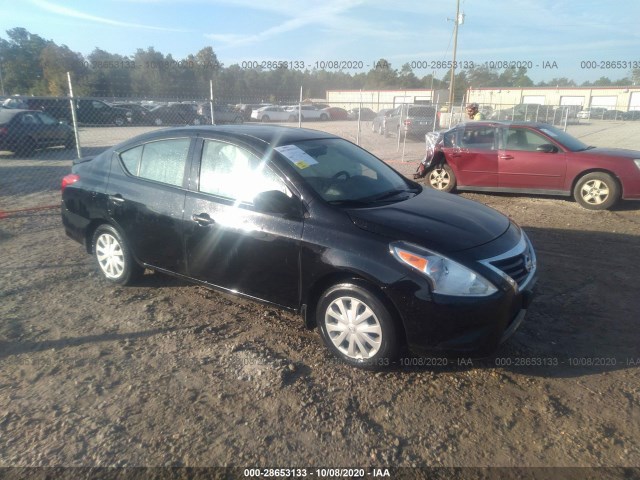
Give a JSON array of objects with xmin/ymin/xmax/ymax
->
[{"xmin": 2, "ymin": 0, "xmax": 639, "ymax": 85}]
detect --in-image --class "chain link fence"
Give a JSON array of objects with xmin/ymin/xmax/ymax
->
[{"xmin": 3, "ymin": 74, "xmax": 640, "ymax": 217}]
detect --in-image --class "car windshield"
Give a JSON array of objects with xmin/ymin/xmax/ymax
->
[
  {"xmin": 275, "ymin": 138, "xmax": 416, "ymax": 206},
  {"xmin": 537, "ymin": 124, "xmax": 590, "ymax": 151}
]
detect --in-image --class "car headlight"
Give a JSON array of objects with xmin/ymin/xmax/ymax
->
[
  {"xmin": 390, "ymin": 242, "xmax": 497, "ymax": 297},
  {"xmin": 634, "ymin": 159, "xmax": 640, "ymax": 171}
]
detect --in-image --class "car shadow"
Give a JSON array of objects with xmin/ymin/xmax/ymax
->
[
  {"xmin": 394, "ymin": 226, "xmax": 640, "ymax": 378},
  {"xmin": 458, "ymin": 190, "xmax": 640, "ymax": 212},
  {"xmin": 0, "ymin": 325, "xmax": 197, "ymax": 360}
]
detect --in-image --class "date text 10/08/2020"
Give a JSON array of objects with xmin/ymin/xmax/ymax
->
[{"xmin": 236, "ymin": 60, "xmax": 560, "ymax": 70}]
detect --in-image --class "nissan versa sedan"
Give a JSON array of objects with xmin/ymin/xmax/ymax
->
[
  {"xmin": 61, "ymin": 125, "xmax": 537, "ymax": 369},
  {"xmin": 423, "ymin": 121, "xmax": 640, "ymax": 210}
]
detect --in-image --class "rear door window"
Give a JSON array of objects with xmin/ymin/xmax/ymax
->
[{"xmin": 119, "ymin": 138, "xmax": 191, "ymax": 187}]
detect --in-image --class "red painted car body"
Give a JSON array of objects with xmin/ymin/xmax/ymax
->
[{"xmin": 427, "ymin": 121, "xmax": 640, "ymax": 210}]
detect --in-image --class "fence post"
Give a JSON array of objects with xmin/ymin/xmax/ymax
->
[
  {"xmin": 356, "ymin": 89, "xmax": 362, "ymax": 146},
  {"xmin": 209, "ymin": 80, "xmax": 215, "ymax": 125},
  {"xmin": 66, "ymin": 72, "xmax": 81, "ymax": 159},
  {"xmin": 298, "ymin": 86, "xmax": 302, "ymax": 128}
]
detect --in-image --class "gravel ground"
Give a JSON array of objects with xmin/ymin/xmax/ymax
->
[{"xmin": 1, "ymin": 119, "xmax": 640, "ymax": 472}]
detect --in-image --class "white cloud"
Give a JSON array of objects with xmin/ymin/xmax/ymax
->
[{"xmin": 30, "ymin": 0, "xmax": 190, "ymax": 32}]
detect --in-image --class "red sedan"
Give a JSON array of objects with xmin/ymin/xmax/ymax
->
[
  {"xmin": 424, "ymin": 121, "xmax": 640, "ymax": 210},
  {"xmin": 322, "ymin": 107, "xmax": 349, "ymax": 120}
]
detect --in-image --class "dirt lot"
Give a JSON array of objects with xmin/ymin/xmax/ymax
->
[{"xmin": 1, "ymin": 120, "xmax": 640, "ymax": 472}]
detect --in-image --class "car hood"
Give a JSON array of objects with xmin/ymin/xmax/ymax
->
[
  {"xmin": 578, "ymin": 147, "xmax": 640, "ymax": 159},
  {"xmin": 346, "ymin": 189, "xmax": 511, "ymax": 253}
]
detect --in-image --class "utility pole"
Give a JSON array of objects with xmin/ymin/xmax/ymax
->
[
  {"xmin": 447, "ymin": 0, "xmax": 463, "ymax": 109},
  {"xmin": 0, "ymin": 57, "xmax": 5, "ymax": 96}
]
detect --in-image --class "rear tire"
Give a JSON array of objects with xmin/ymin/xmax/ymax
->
[
  {"xmin": 320, "ymin": 113, "xmax": 329, "ymax": 121},
  {"xmin": 16, "ymin": 137, "xmax": 36, "ymax": 156},
  {"xmin": 261, "ymin": 115, "xmax": 270, "ymax": 123},
  {"xmin": 114, "ymin": 116, "xmax": 125, "ymax": 127},
  {"xmin": 92, "ymin": 224, "xmax": 143, "ymax": 285},
  {"xmin": 573, "ymin": 172, "xmax": 620, "ymax": 210},
  {"xmin": 64, "ymin": 134, "xmax": 76, "ymax": 150}
]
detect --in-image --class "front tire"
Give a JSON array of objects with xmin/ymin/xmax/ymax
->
[
  {"xmin": 573, "ymin": 172, "xmax": 620, "ymax": 210},
  {"xmin": 427, "ymin": 164, "xmax": 457, "ymax": 192},
  {"xmin": 114, "ymin": 116, "xmax": 125, "ymax": 127},
  {"xmin": 317, "ymin": 283, "xmax": 398, "ymax": 369},
  {"xmin": 320, "ymin": 113, "xmax": 329, "ymax": 121},
  {"xmin": 154, "ymin": 118, "xmax": 163, "ymax": 126},
  {"xmin": 92, "ymin": 225, "xmax": 143, "ymax": 285}
]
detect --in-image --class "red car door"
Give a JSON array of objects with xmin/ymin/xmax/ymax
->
[
  {"xmin": 443, "ymin": 124, "xmax": 498, "ymax": 187},
  {"xmin": 498, "ymin": 126, "xmax": 567, "ymax": 190}
]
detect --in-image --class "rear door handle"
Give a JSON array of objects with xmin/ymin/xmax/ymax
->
[
  {"xmin": 109, "ymin": 194, "xmax": 125, "ymax": 203},
  {"xmin": 192, "ymin": 213, "xmax": 215, "ymax": 226},
  {"xmin": 499, "ymin": 154, "xmax": 514, "ymax": 160}
]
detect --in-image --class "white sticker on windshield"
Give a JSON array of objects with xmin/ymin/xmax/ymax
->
[
  {"xmin": 539, "ymin": 128, "xmax": 558, "ymax": 137},
  {"xmin": 274, "ymin": 145, "xmax": 319, "ymax": 170}
]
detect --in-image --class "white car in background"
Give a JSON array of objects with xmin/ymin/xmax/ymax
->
[
  {"xmin": 285, "ymin": 105, "xmax": 330, "ymax": 121},
  {"xmin": 251, "ymin": 105, "xmax": 295, "ymax": 122}
]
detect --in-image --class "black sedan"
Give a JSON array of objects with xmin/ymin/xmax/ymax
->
[
  {"xmin": 0, "ymin": 109, "xmax": 75, "ymax": 155},
  {"xmin": 146, "ymin": 104, "xmax": 206, "ymax": 126},
  {"xmin": 347, "ymin": 107, "xmax": 377, "ymax": 121},
  {"xmin": 61, "ymin": 126, "xmax": 537, "ymax": 369}
]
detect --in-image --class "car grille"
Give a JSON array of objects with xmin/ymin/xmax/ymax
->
[{"xmin": 490, "ymin": 254, "xmax": 532, "ymax": 288}]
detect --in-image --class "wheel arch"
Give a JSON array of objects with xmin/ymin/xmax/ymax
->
[
  {"xmin": 570, "ymin": 168, "xmax": 623, "ymax": 196},
  {"xmin": 301, "ymin": 271, "xmax": 407, "ymax": 347}
]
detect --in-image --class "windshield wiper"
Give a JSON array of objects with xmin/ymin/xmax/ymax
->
[
  {"xmin": 327, "ymin": 199, "xmax": 372, "ymax": 207},
  {"xmin": 368, "ymin": 188, "xmax": 419, "ymax": 203}
]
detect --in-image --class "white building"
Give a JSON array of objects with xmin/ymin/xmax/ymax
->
[
  {"xmin": 325, "ymin": 89, "xmax": 449, "ymax": 111},
  {"xmin": 467, "ymin": 86, "xmax": 640, "ymax": 111}
]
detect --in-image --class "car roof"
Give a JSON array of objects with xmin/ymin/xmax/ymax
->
[
  {"xmin": 0, "ymin": 109, "xmax": 41, "ymax": 122},
  {"xmin": 451, "ymin": 121, "xmax": 557, "ymax": 129},
  {"xmin": 114, "ymin": 125, "xmax": 338, "ymax": 152}
]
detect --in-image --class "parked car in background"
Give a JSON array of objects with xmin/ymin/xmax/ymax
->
[
  {"xmin": 286, "ymin": 105, "xmax": 330, "ymax": 121},
  {"xmin": 147, "ymin": 104, "xmax": 206, "ymax": 126},
  {"xmin": 0, "ymin": 109, "xmax": 75, "ymax": 155},
  {"xmin": 371, "ymin": 109, "xmax": 393, "ymax": 134},
  {"xmin": 490, "ymin": 104, "xmax": 559, "ymax": 123},
  {"xmin": 422, "ymin": 121, "xmax": 640, "ymax": 210},
  {"xmin": 347, "ymin": 107, "xmax": 376, "ymax": 121},
  {"xmin": 61, "ymin": 125, "xmax": 536, "ymax": 369},
  {"xmin": 622, "ymin": 110, "xmax": 640, "ymax": 121},
  {"xmin": 22, "ymin": 98, "xmax": 131, "ymax": 126},
  {"xmin": 236, "ymin": 104, "xmax": 271, "ymax": 121},
  {"xmin": 251, "ymin": 105, "xmax": 294, "ymax": 122},
  {"xmin": 322, "ymin": 107, "xmax": 349, "ymax": 120},
  {"xmin": 576, "ymin": 107, "xmax": 608, "ymax": 119},
  {"xmin": 384, "ymin": 105, "xmax": 437, "ymax": 138},
  {"xmin": 601, "ymin": 110, "xmax": 625, "ymax": 120},
  {"xmin": 197, "ymin": 104, "xmax": 244, "ymax": 124},
  {"xmin": 112, "ymin": 103, "xmax": 150, "ymax": 125}
]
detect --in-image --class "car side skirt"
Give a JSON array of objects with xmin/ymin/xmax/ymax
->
[
  {"xmin": 456, "ymin": 186, "xmax": 570, "ymax": 196},
  {"xmin": 147, "ymin": 264, "xmax": 300, "ymax": 314}
]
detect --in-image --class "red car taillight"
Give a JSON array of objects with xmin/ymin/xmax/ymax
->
[
  {"xmin": 404, "ymin": 119, "xmax": 412, "ymax": 126},
  {"xmin": 0, "ymin": 127, "xmax": 7, "ymax": 137},
  {"xmin": 61, "ymin": 174, "xmax": 80, "ymax": 191}
]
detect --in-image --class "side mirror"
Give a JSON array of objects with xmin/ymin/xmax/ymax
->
[
  {"xmin": 253, "ymin": 190, "xmax": 301, "ymax": 217},
  {"xmin": 536, "ymin": 144, "xmax": 558, "ymax": 153}
]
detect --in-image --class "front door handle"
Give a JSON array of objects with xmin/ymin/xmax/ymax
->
[
  {"xmin": 499, "ymin": 154, "xmax": 514, "ymax": 160},
  {"xmin": 192, "ymin": 213, "xmax": 215, "ymax": 226},
  {"xmin": 109, "ymin": 194, "xmax": 125, "ymax": 204}
]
